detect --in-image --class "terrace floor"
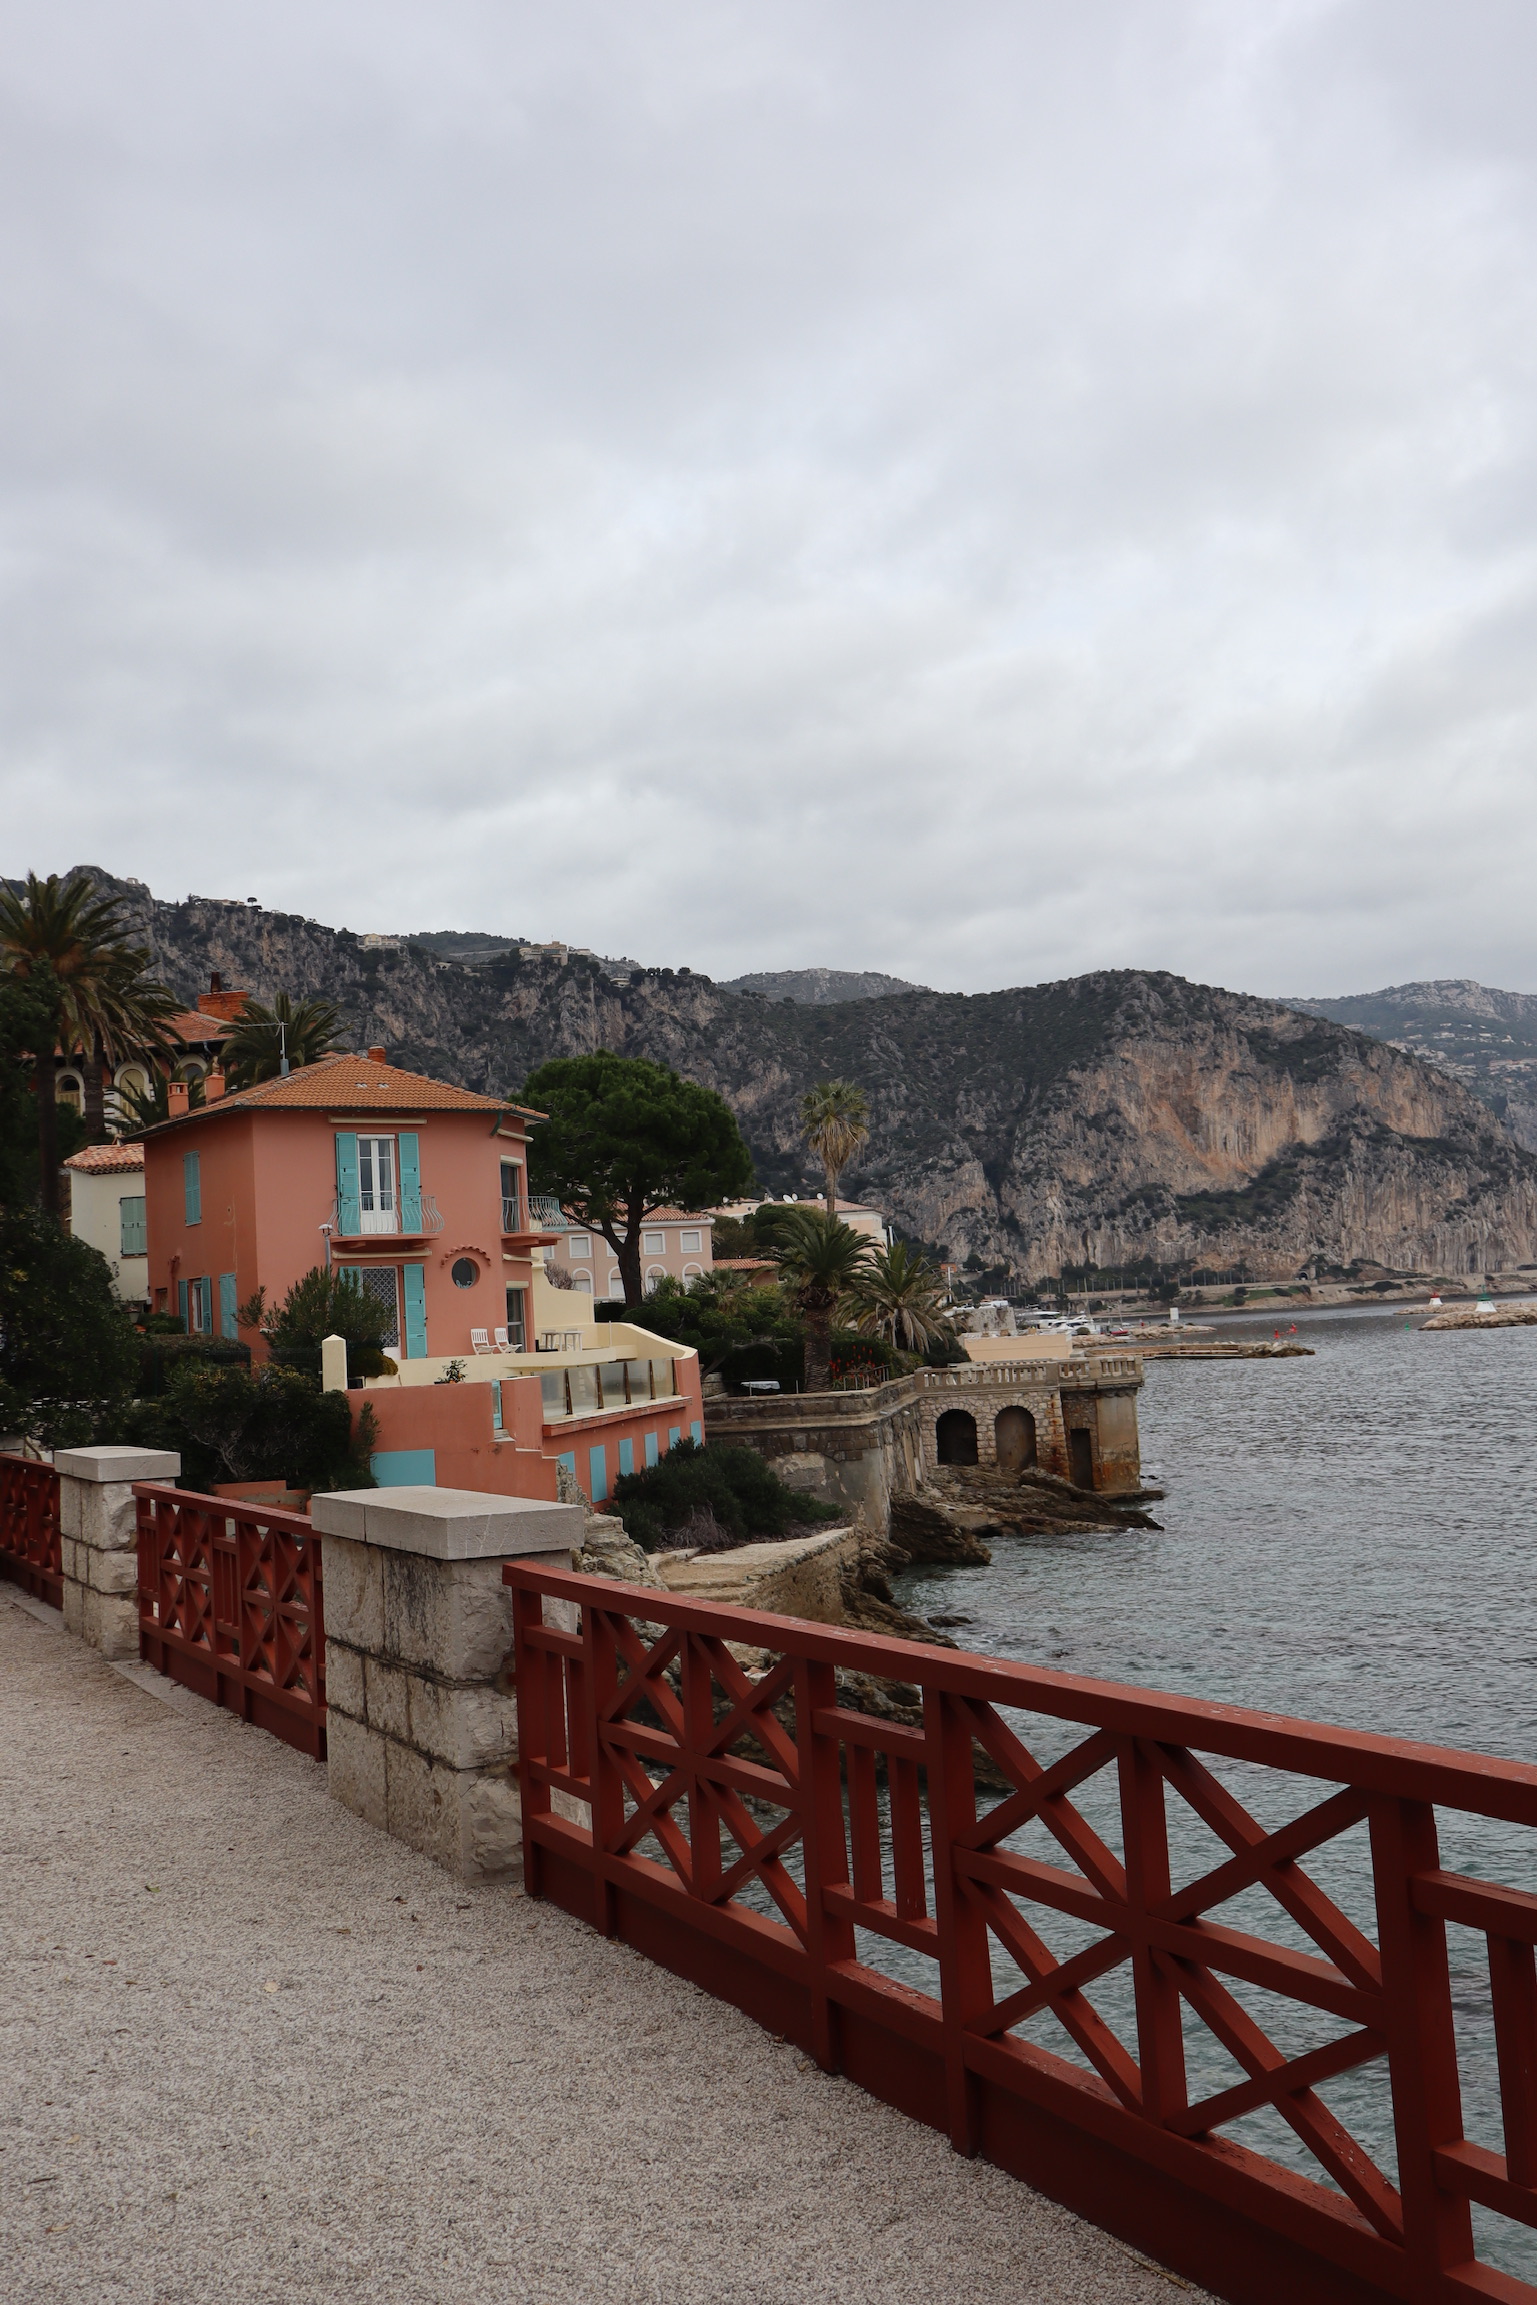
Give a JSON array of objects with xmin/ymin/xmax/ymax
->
[{"xmin": 0, "ymin": 1588, "xmax": 1203, "ymax": 2305}]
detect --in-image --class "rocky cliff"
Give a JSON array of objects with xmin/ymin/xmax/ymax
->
[
  {"xmin": 1291, "ymin": 980, "xmax": 1537, "ymax": 1155},
  {"xmin": 61, "ymin": 871, "xmax": 1537, "ymax": 1282}
]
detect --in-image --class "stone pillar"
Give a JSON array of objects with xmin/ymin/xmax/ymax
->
[
  {"xmin": 56, "ymin": 1444, "xmax": 182, "ymax": 1659},
  {"xmin": 308, "ymin": 1485, "xmax": 582, "ymax": 1884}
]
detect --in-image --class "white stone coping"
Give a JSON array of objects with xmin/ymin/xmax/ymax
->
[
  {"xmin": 55, "ymin": 1445, "xmax": 182, "ymax": 1484},
  {"xmin": 310, "ymin": 1486, "xmax": 581, "ymax": 1561}
]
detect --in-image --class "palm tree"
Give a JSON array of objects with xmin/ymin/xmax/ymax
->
[
  {"xmin": 0, "ymin": 872, "xmax": 179, "ymax": 1213},
  {"xmin": 222, "ymin": 992, "xmax": 345, "ymax": 1087},
  {"xmin": 82, "ymin": 944, "xmax": 185, "ymax": 1141},
  {"xmin": 799, "ymin": 1080, "xmax": 871, "ymax": 1216},
  {"xmin": 763, "ymin": 1205, "xmax": 873, "ymax": 1391},
  {"xmin": 850, "ymin": 1240, "xmax": 952, "ymax": 1353}
]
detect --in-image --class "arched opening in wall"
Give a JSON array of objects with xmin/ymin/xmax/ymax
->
[
  {"xmin": 935, "ymin": 1409, "xmax": 978, "ymax": 1466},
  {"xmin": 995, "ymin": 1405, "xmax": 1037, "ymax": 1474},
  {"xmin": 1068, "ymin": 1427, "xmax": 1095, "ymax": 1490},
  {"xmin": 570, "ymin": 1271, "xmax": 593, "ymax": 1293},
  {"xmin": 55, "ymin": 1071, "xmax": 84, "ymax": 1112}
]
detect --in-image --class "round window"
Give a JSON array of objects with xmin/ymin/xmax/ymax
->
[{"xmin": 451, "ymin": 1257, "xmax": 479, "ymax": 1289}]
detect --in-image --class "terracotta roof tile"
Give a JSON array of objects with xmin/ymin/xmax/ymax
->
[
  {"xmin": 139, "ymin": 1052, "xmax": 538, "ymax": 1130},
  {"xmin": 63, "ymin": 1141, "xmax": 146, "ymax": 1173},
  {"xmin": 165, "ymin": 1010, "xmax": 233, "ymax": 1042}
]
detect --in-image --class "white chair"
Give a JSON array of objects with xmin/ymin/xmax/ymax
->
[
  {"xmin": 493, "ymin": 1327, "xmax": 510, "ymax": 1352},
  {"xmin": 470, "ymin": 1329, "xmax": 494, "ymax": 1354}
]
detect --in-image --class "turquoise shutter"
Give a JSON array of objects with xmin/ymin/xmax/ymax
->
[
  {"xmin": 588, "ymin": 1445, "xmax": 607, "ymax": 1502},
  {"xmin": 402, "ymin": 1263, "xmax": 428, "ymax": 1358},
  {"xmin": 177, "ymin": 1278, "xmax": 189, "ymax": 1330},
  {"xmin": 334, "ymin": 1133, "xmax": 360, "ymax": 1233},
  {"xmin": 618, "ymin": 1438, "xmax": 634, "ymax": 1478},
  {"xmin": 183, "ymin": 1151, "xmax": 201, "ymax": 1224},
  {"xmin": 119, "ymin": 1196, "xmax": 146, "ymax": 1255},
  {"xmin": 397, "ymin": 1132, "xmax": 421, "ymax": 1230},
  {"xmin": 219, "ymin": 1273, "xmax": 238, "ymax": 1338}
]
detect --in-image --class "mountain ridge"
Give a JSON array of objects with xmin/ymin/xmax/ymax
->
[{"xmin": 33, "ymin": 868, "xmax": 1537, "ymax": 1283}]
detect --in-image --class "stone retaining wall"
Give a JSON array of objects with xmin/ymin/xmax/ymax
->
[{"xmin": 704, "ymin": 1354, "xmax": 1145, "ymax": 1529}]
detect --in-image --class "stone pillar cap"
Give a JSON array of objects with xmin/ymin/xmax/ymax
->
[
  {"xmin": 54, "ymin": 1444, "xmax": 181, "ymax": 1484},
  {"xmin": 310, "ymin": 1486, "xmax": 580, "ymax": 1561}
]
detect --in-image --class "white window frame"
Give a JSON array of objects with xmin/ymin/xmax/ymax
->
[
  {"xmin": 567, "ymin": 1233, "xmax": 591, "ymax": 1258},
  {"xmin": 358, "ymin": 1135, "xmax": 398, "ymax": 1234},
  {"xmin": 643, "ymin": 1231, "xmax": 666, "ymax": 1254},
  {"xmin": 679, "ymin": 1230, "xmax": 702, "ymax": 1253}
]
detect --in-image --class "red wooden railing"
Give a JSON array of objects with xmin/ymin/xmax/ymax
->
[
  {"xmin": 0, "ymin": 1452, "xmax": 62, "ymax": 1607},
  {"xmin": 134, "ymin": 1484, "xmax": 326, "ymax": 1760},
  {"xmin": 507, "ymin": 1561, "xmax": 1537, "ymax": 2305}
]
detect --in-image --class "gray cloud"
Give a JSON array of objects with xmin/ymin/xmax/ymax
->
[{"xmin": 2, "ymin": 0, "xmax": 1535, "ymax": 995}]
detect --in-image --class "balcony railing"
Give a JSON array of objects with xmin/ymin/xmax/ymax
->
[
  {"xmin": 327, "ymin": 1193, "xmax": 443, "ymax": 1240},
  {"xmin": 526, "ymin": 1196, "xmax": 570, "ymax": 1231}
]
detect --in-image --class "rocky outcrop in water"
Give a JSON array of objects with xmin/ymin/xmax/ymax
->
[{"xmin": 57, "ymin": 868, "xmax": 1537, "ymax": 1284}]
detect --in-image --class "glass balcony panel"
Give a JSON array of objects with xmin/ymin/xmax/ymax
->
[
  {"xmin": 622, "ymin": 1358, "xmax": 653, "ymax": 1402},
  {"xmin": 567, "ymin": 1365, "xmax": 599, "ymax": 1417},
  {"xmin": 539, "ymin": 1371, "xmax": 569, "ymax": 1421},
  {"xmin": 597, "ymin": 1360, "xmax": 629, "ymax": 1410},
  {"xmin": 650, "ymin": 1358, "xmax": 677, "ymax": 1400}
]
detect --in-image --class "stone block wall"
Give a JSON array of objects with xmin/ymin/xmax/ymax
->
[
  {"xmin": 703, "ymin": 1352, "xmax": 1146, "ymax": 1524},
  {"xmin": 311, "ymin": 1486, "xmax": 582, "ymax": 1884},
  {"xmin": 57, "ymin": 1445, "xmax": 181, "ymax": 1660}
]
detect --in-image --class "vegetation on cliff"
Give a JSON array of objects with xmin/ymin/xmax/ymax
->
[{"xmin": 50, "ymin": 868, "xmax": 1537, "ymax": 1284}]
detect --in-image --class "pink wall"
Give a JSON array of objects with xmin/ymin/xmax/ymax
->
[
  {"xmin": 356, "ymin": 1356, "xmax": 706, "ymax": 1506},
  {"xmin": 144, "ymin": 1104, "xmax": 537, "ymax": 1354}
]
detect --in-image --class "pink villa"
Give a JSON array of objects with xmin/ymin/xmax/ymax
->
[{"xmin": 139, "ymin": 1049, "xmax": 703, "ymax": 1504}]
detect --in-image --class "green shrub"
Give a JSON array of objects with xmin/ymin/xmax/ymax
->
[
  {"xmin": 137, "ymin": 1333, "xmax": 252, "ymax": 1397},
  {"xmin": 125, "ymin": 1363, "xmax": 378, "ymax": 1495},
  {"xmin": 607, "ymin": 1437, "xmax": 836, "ymax": 1553},
  {"xmin": 0, "ymin": 1204, "xmax": 138, "ymax": 1447}
]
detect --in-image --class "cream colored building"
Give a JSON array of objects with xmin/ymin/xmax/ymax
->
[
  {"xmin": 63, "ymin": 1142, "xmax": 149, "ymax": 1305},
  {"xmin": 543, "ymin": 1207, "xmax": 716, "ymax": 1302}
]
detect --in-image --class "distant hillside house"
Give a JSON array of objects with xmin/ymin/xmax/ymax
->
[
  {"xmin": 545, "ymin": 1208, "xmax": 716, "ymax": 1299},
  {"xmin": 63, "ymin": 1140, "xmax": 148, "ymax": 1307},
  {"xmin": 53, "ymin": 971, "xmax": 243, "ymax": 1129}
]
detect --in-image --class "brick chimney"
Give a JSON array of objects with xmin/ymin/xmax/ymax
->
[
  {"xmin": 196, "ymin": 970, "xmax": 250, "ymax": 1023},
  {"xmin": 167, "ymin": 1080, "xmax": 189, "ymax": 1117},
  {"xmin": 205, "ymin": 1068, "xmax": 226, "ymax": 1102},
  {"xmin": 368, "ymin": 1045, "xmax": 386, "ymax": 1063}
]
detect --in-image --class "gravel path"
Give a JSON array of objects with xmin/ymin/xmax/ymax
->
[{"xmin": 0, "ymin": 1590, "xmax": 1203, "ymax": 2305}]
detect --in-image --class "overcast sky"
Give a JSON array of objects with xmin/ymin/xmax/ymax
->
[{"xmin": 2, "ymin": 1, "xmax": 1535, "ymax": 998}]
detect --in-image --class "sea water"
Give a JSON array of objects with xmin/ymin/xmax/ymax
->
[{"xmin": 885, "ymin": 1306, "xmax": 1537, "ymax": 2280}]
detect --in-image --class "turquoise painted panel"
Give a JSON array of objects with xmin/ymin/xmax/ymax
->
[
  {"xmin": 644, "ymin": 1432, "xmax": 658, "ymax": 1469},
  {"xmin": 397, "ymin": 1131, "xmax": 421, "ymax": 1230},
  {"xmin": 119, "ymin": 1196, "xmax": 146, "ymax": 1255},
  {"xmin": 589, "ymin": 1445, "xmax": 607, "ymax": 1503},
  {"xmin": 334, "ymin": 1132, "xmax": 360, "ymax": 1233},
  {"xmin": 556, "ymin": 1450, "xmax": 577, "ymax": 1489},
  {"xmin": 618, "ymin": 1438, "xmax": 634, "ymax": 1478},
  {"xmin": 669, "ymin": 1427, "xmax": 681, "ymax": 1450},
  {"xmin": 177, "ymin": 1278, "xmax": 189, "ymax": 1329},
  {"xmin": 183, "ymin": 1150, "xmax": 201, "ymax": 1224},
  {"xmin": 690, "ymin": 1420, "xmax": 703, "ymax": 1446},
  {"xmin": 218, "ymin": 1273, "xmax": 238, "ymax": 1339},
  {"xmin": 491, "ymin": 1380, "xmax": 503, "ymax": 1431},
  {"xmin": 371, "ymin": 1449, "xmax": 436, "ymax": 1487},
  {"xmin": 402, "ymin": 1262, "xmax": 428, "ymax": 1358}
]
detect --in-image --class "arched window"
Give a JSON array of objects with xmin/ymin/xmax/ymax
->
[
  {"xmin": 571, "ymin": 1271, "xmax": 593, "ymax": 1293},
  {"xmin": 682, "ymin": 1264, "xmax": 703, "ymax": 1287},
  {"xmin": 994, "ymin": 1405, "xmax": 1037, "ymax": 1474},
  {"xmin": 645, "ymin": 1266, "xmax": 667, "ymax": 1294},
  {"xmin": 935, "ymin": 1409, "xmax": 979, "ymax": 1466},
  {"xmin": 55, "ymin": 1072, "xmax": 84, "ymax": 1111}
]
